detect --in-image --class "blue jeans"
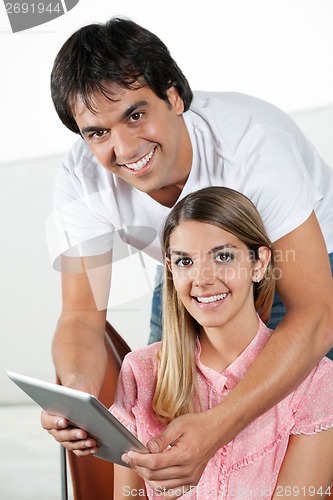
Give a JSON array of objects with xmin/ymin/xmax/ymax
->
[
  {"xmin": 148, "ymin": 264, "xmax": 164, "ymax": 344},
  {"xmin": 148, "ymin": 254, "xmax": 333, "ymax": 360}
]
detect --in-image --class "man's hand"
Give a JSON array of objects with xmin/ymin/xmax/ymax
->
[
  {"xmin": 41, "ymin": 410, "xmax": 99, "ymax": 456},
  {"xmin": 122, "ymin": 411, "xmax": 220, "ymax": 492}
]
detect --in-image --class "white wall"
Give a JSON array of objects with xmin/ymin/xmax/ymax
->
[
  {"xmin": 1, "ymin": 0, "xmax": 333, "ymax": 403},
  {"xmin": 0, "ymin": 0, "xmax": 332, "ymax": 163}
]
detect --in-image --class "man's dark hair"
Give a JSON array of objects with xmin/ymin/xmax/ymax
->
[{"xmin": 51, "ymin": 17, "xmax": 193, "ymax": 134}]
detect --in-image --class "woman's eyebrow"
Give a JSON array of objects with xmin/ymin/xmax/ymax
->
[
  {"xmin": 169, "ymin": 250, "xmax": 189, "ymax": 256},
  {"xmin": 169, "ymin": 244, "xmax": 237, "ymax": 256},
  {"xmin": 209, "ymin": 244, "xmax": 237, "ymax": 254}
]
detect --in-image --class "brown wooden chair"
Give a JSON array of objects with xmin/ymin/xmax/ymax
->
[{"xmin": 59, "ymin": 321, "xmax": 131, "ymax": 500}]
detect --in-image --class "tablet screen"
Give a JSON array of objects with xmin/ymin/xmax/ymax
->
[{"xmin": 7, "ymin": 371, "xmax": 147, "ymax": 466}]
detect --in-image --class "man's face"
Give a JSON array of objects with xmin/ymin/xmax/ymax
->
[{"xmin": 73, "ymin": 84, "xmax": 192, "ymax": 200}]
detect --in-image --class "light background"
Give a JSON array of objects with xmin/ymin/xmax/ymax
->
[
  {"xmin": 1, "ymin": 0, "xmax": 333, "ymax": 404},
  {"xmin": 1, "ymin": 0, "xmax": 333, "ymax": 162}
]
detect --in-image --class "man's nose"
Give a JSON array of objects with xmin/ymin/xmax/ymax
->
[{"xmin": 111, "ymin": 127, "xmax": 137, "ymax": 163}]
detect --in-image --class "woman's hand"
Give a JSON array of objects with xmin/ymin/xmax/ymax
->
[{"xmin": 40, "ymin": 410, "xmax": 99, "ymax": 456}]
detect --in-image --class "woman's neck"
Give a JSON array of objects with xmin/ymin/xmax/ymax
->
[{"xmin": 198, "ymin": 314, "xmax": 260, "ymax": 373}]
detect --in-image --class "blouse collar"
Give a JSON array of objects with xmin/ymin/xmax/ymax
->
[{"xmin": 195, "ymin": 318, "xmax": 272, "ymax": 391}]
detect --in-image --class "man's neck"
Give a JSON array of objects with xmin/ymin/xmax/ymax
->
[
  {"xmin": 149, "ymin": 115, "xmax": 192, "ymax": 208},
  {"xmin": 149, "ymin": 184, "xmax": 185, "ymax": 208}
]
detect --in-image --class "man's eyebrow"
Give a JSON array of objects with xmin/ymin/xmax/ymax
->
[
  {"xmin": 121, "ymin": 100, "xmax": 148, "ymax": 120},
  {"xmin": 81, "ymin": 126, "xmax": 104, "ymax": 137},
  {"xmin": 80, "ymin": 101, "xmax": 149, "ymax": 137}
]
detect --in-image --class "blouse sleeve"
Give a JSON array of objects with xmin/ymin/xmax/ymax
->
[
  {"xmin": 291, "ymin": 357, "xmax": 333, "ymax": 435},
  {"xmin": 109, "ymin": 354, "xmax": 138, "ymax": 435}
]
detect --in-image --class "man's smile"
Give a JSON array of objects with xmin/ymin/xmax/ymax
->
[{"xmin": 123, "ymin": 147, "xmax": 156, "ymax": 171}]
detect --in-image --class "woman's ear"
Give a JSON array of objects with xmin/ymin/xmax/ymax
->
[
  {"xmin": 166, "ymin": 257, "xmax": 172, "ymax": 273},
  {"xmin": 252, "ymin": 246, "xmax": 271, "ymax": 282}
]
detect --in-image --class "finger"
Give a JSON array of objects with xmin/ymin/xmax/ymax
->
[
  {"xmin": 123, "ymin": 445, "xmax": 185, "ymax": 472},
  {"xmin": 133, "ymin": 466, "xmax": 196, "ymax": 489},
  {"xmin": 147, "ymin": 423, "xmax": 183, "ymax": 454},
  {"xmin": 123, "ymin": 451, "xmax": 195, "ymax": 485},
  {"xmin": 47, "ymin": 427, "xmax": 90, "ymax": 444},
  {"xmin": 41, "ymin": 410, "xmax": 69, "ymax": 431},
  {"xmin": 145, "ymin": 472, "xmax": 197, "ymax": 494},
  {"xmin": 72, "ymin": 447, "xmax": 99, "ymax": 457},
  {"xmin": 61, "ymin": 438, "xmax": 99, "ymax": 454}
]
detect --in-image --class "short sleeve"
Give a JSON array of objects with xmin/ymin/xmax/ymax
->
[
  {"xmin": 190, "ymin": 94, "xmax": 325, "ymax": 245},
  {"xmin": 45, "ymin": 141, "xmax": 115, "ymax": 271},
  {"xmin": 109, "ymin": 354, "xmax": 138, "ymax": 435},
  {"xmin": 291, "ymin": 357, "xmax": 333, "ymax": 435},
  {"xmin": 243, "ymin": 129, "xmax": 323, "ymax": 243}
]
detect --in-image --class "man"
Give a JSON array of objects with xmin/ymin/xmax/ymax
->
[{"xmin": 43, "ymin": 17, "xmax": 333, "ymax": 491}]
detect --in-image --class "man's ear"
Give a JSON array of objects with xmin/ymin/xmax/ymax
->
[{"xmin": 166, "ymin": 86, "xmax": 184, "ymax": 115}]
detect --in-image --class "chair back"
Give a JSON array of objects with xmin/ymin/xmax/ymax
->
[{"xmin": 66, "ymin": 322, "xmax": 131, "ymax": 500}]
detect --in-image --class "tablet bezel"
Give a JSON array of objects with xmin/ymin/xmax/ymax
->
[{"xmin": 7, "ymin": 371, "xmax": 147, "ymax": 466}]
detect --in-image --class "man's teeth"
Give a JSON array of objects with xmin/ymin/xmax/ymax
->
[
  {"xmin": 196, "ymin": 293, "xmax": 228, "ymax": 304},
  {"xmin": 125, "ymin": 149, "xmax": 154, "ymax": 171}
]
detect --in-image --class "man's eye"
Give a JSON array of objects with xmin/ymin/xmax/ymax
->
[
  {"xmin": 129, "ymin": 112, "xmax": 143, "ymax": 123},
  {"xmin": 87, "ymin": 130, "xmax": 108, "ymax": 141},
  {"xmin": 175, "ymin": 257, "xmax": 193, "ymax": 267},
  {"xmin": 93, "ymin": 130, "xmax": 107, "ymax": 138}
]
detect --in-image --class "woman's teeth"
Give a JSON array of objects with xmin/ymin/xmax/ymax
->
[
  {"xmin": 125, "ymin": 149, "xmax": 154, "ymax": 171},
  {"xmin": 196, "ymin": 293, "xmax": 228, "ymax": 304}
]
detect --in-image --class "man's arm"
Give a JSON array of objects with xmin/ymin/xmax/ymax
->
[
  {"xmin": 41, "ymin": 253, "xmax": 111, "ymax": 454},
  {"xmin": 123, "ymin": 212, "xmax": 333, "ymax": 490}
]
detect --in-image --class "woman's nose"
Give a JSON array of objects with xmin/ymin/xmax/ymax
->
[{"xmin": 193, "ymin": 262, "xmax": 215, "ymax": 287}]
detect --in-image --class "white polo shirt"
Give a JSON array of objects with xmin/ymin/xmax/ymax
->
[{"xmin": 46, "ymin": 92, "xmax": 333, "ymax": 269}]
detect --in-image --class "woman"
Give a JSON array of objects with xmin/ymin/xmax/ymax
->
[{"xmin": 81, "ymin": 187, "xmax": 333, "ymax": 498}]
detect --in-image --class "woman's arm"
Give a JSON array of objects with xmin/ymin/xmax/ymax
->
[
  {"xmin": 273, "ymin": 429, "xmax": 333, "ymax": 498},
  {"xmin": 123, "ymin": 213, "xmax": 333, "ymax": 490},
  {"xmin": 114, "ymin": 464, "xmax": 147, "ymax": 499}
]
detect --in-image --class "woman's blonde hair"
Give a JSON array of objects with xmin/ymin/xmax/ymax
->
[{"xmin": 153, "ymin": 187, "xmax": 275, "ymax": 421}]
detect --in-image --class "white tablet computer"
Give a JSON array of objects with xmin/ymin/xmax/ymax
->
[{"xmin": 7, "ymin": 371, "xmax": 147, "ymax": 466}]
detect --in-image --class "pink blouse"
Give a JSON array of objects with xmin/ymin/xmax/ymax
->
[{"xmin": 110, "ymin": 320, "xmax": 333, "ymax": 499}]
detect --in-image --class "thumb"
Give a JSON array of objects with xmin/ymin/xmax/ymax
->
[{"xmin": 147, "ymin": 422, "xmax": 182, "ymax": 453}]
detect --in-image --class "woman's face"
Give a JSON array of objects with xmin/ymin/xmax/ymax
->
[{"xmin": 167, "ymin": 220, "xmax": 268, "ymax": 336}]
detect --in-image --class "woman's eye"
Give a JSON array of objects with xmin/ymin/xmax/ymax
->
[
  {"xmin": 175, "ymin": 257, "xmax": 193, "ymax": 267},
  {"xmin": 216, "ymin": 252, "xmax": 234, "ymax": 263}
]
